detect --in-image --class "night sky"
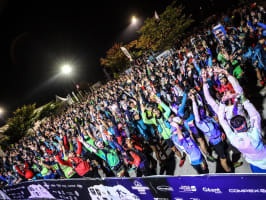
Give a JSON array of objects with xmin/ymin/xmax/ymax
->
[{"xmin": 0, "ymin": 0, "xmax": 236, "ymax": 125}]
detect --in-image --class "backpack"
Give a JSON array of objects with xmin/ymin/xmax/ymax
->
[{"xmin": 104, "ymin": 149, "xmax": 120, "ymax": 168}]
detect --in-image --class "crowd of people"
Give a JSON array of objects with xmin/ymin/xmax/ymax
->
[{"xmin": 0, "ymin": 2, "xmax": 266, "ymax": 187}]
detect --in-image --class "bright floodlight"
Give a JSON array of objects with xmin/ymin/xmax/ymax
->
[
  {"xmin": 131, "ymin": 16, "xmax": 137, "ymax": 24},
  {"xmin": 0, "ymin": 107, "xmax": 4, "ymax": 116},
  {"xmin": 61, "ymin": 65, "xmax": 72, "ymax": 75}
]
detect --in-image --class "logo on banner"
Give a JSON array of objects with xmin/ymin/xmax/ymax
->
[
  {"xmin": 156, "ymin": 185, "xmax": 174, "ymax": 192},
  {"xmin": 202, "ymin": 187, "xmax": 222, "ymax": 194},
  {"xmin": 43, "ymin": 182, "xmax": 50, "ymax": 189},
  {"xmin": 229, "ymin": 188, "xmax": 266, "ymax": 193},
  {"xmin": 0, "ymin": 190, "xmax": 11, "ymax": 200},
  {"xmin": 88, "ymin": 184, "xmax": 140, "ymax": 200},
  {"xmin": 131, "ymin": 180, "xmax": 150, "ymax": 195},
  {"xmin": 27, "ymin": 184, "xmax": 56, "ymax": 199},
  {"xmin": 179, "ymin": 185, "xmax": 197, "ymax": 193}
]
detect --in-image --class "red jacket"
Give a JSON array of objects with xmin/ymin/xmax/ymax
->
[
  {"xmin": 15, "ymin": 161, "xmax": 34, "ymax": 179},
  {"xmin": 125, "ymin": 145, "xmax": 143, "ymax": 167},
  {"xmin": 70, "ymin": 157, "xmax": 91, "ymax": 176},
  {"xmin": 127, "ymin": 151, "xmax": 141, "ymax": 167},
  {"xmin": 56, "ymin": 139, "xmax": 91, "ymax": 176}
]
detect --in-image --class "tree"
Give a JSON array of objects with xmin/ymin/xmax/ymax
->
[
  {"xmin": 137, "ymin": 1, "xmax": 194, "ymax": 51},
  {"xmin": 127, "ymin": 40, "xmax": 143, "ymax": 59},
  {"xmin": 38, "ymin": 102, "xmax": 62, "ymax": 120},
  {"xmin": 4, "ymin": 104, "xmax": 36, "ymax": 144},
  {"xmin": 100, "ymin": 43, "xmax": 130, "ymax": 74}
]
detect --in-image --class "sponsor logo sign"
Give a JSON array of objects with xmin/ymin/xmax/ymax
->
[
  {"xmin": 156, "ymin": 185, "xmax": 174, "ymax": 192},
  {"xmin": 131, "ymin": 180, "xmax": 150, "ymax": 195},
  {"xmin": 179, "ymin": 185, "xmax": 197, "ymax": 193},
  {"xmin": 202, "ymin": 187, "xmax": 222, "ymax": 194}
]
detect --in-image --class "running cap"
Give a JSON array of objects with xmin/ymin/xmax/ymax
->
[{"xmin": 230, "ymin": 115, "xmax": 247, "ymax": 132}]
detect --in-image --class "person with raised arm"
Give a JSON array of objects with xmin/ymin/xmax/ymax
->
[{"xmin": 189, "ymin": 91, "xmax": 231, "ymax": 172}]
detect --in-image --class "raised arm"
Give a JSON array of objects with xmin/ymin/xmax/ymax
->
[
  {"xmin": 178, "ymin": 92, "xmax": 187, "ymax": 117},
  {"xmin": 159, "ymin": 101, "xmax": 171, "ymax": 119},
  {"xmin": 243, "ymin": 99, "xmax": 261, "ymax": 132},
  {"xmin": 225, "ymin": 70, "xmax": 243, "ymax": 95},
  {"xmin": 76, "ymin": 138, "xmax": 82, "ymax": 156},
  {"xmin": 78, "ymin": 136, "xmax": 98, "ymax": 154},
  {"xmin": 15, "ymin": 166, "xmax": 24, "ymax": 177},
  {"xmin": 203, "ymin": 83, "xmax": 219, "ymax": 114},
  {"xmin": 191, "ymin": 94, "xmax": 201, "ymax": 123},
  {"xmin": 55, "ymin": 155, "xmax": 72, "ymax": 167},
  {"xmin": 141, "ymin": 112, "xmax": 155, "ymax": 125},
  {"xmin": 63, "ymin": 135, "xmax": 69, "ymax": 151},
  {"xmin": 193, "ymin": 59, "xmax": 201, "ymax": 75},
  {"xmin": 170, "ymin": 119, "xmax": 183, "ymax": 136},
  {"xmin": 217, "ymin": 103, "xmax": 234, "ymax": 140}
]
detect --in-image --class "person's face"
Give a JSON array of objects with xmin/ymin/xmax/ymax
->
[
  {"xmin": 153, "ymin": 108, "xmax": 160, "ymax": 117},
  {"xmin": 147, "ymin": 106, "xmax": 153, "ymax": 113},
  {"xmin": 220, "ymin": 77, "xmax": 227, "ymax": 85},
  {"xmin": 259, "ymin": 38, "xmax": 266, "ymax": 44},
  {"xmin": 126, "ymin": 139, "xmax": 133, "ymax": 148},
  {"xmin": 96, "ymin": 141, "xmax": 104, "ymax": 149},
  {"xmin": 134, "ymin": 114, "xmax": 140, "ymax": 121},
  {"xmin": 107, "ymin": 121, "xmax": 113, "ymax": 127},
  {"xmin": 69, "ymin": 152, "xmax": 75, "ymax": 158}
]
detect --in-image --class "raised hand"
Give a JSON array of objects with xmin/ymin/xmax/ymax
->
[
  {"xmin": 221, "ymin": 91, "xmax": 236, "ymax": 103},
  {"xmin": 188, "ymin": 91, "xmax": 195, "ymax": 101},
  {"xmin": 77, "ymin": 135, "xmax": 83, "ymax": 142},
  {"xmin": 214, "ymin": 66, "xmax": 223, "ymax": 74},
  {"xmin": 201, "ymin": 69, "xmax": 208, "ymax": 83}
]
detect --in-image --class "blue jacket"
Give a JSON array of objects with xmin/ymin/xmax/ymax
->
[{"xmin": 253, "ymin": 44, "xmax": 266, "ymax": 70}]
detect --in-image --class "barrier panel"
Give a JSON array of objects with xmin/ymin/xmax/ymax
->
[{"xmin": 1, "ymin": 174, "xmax": 266, "ymax": 200}]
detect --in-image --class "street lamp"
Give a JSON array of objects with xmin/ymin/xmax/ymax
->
[
  {"xmin": 131, "ymin": 16, "xmax": 137, "ymax": 25},
  {"xmin": 60, "ymin": 64, "xmax": 79, "ymax": 96},
  {"xmin": 0, "ymin": 107, "xmax": 4, "ymax": 116},
  {"xmin": 61, "ymin": 64, "xmax": 72, "ymax": 75}
]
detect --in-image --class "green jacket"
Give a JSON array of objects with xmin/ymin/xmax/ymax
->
[
  {"xmin": 59, "ymin": 156, "xmax": 76, "ymax": 178},
  {"xmin": 83, "ymin": 136, "xmax": 120, "ymax": 168},
  {"xmin": 217, "ymin": 53, "xmax": 227, "ymax": 67},
  {"xmin": 141, "ymin": 102, "xmax": 172, "ymax": 140},
  {"xmin": 232, "ymin": 60, "xmax": 243, "ymax": 79}
]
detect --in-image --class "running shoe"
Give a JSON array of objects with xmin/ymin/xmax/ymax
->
[
  {"xmin": 260, "ymin": 86, "xmax": 266, "ymax": 96},
  {"xmin": 233, "ymin": 161, "xmax": 243, "ymax": 168},
  {"xmin": 179, "ymin": 156, "xmax": 186, "ymax": 167},
  {"xmin": 206, "ymin": 155, "xmax": 215, "ymax": 162}
]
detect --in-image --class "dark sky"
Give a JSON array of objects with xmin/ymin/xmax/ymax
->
[
  {"xmin": 0, "ymin": 0, "xmax": 177, "ymax": 124},
  {"xmin": 0, "ymin": 0, "xmax": 238, "ymax": 125}
]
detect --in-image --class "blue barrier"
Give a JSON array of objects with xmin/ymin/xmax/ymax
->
[{"xmin": 1, "ymin": 174, "xmax": 266, "ymax": 200}]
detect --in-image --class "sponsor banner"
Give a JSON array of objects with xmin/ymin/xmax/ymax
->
[
  {"xmin": 2, "ymin": 174, "xmax": 266, "ymax": 200},
  {"xmin": 212, "ymin": 24, "xmax": 226, "ymax": 41}
]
